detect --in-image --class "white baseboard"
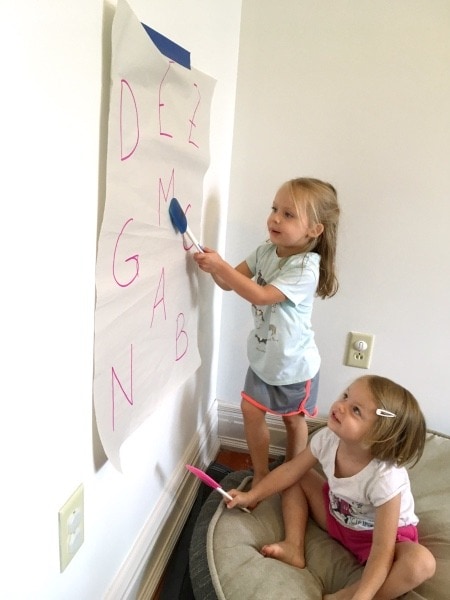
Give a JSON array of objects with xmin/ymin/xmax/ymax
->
[
  {"xmin": 104, "ymin": 401, "xmax": 220, "ymax": 600},
  {"xmin": 217, "ymin": 400, "xmax": 287, "ymax": 457}
]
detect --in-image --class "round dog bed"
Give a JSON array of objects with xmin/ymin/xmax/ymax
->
[{"xmin": 189, "ymin": 427, "xmax": 450, "ymax": 599}]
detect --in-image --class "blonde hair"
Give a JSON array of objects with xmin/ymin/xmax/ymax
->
[
  {"xmin": 287, "ymin": 178, "xmax": 340, "ymax": 298},
  {"xmin": 362, "ymin": 375, "xmax": 426, "ymax": 467}
]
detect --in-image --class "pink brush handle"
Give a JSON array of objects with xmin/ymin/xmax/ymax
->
[{"xmin": 186, "ymin": 464, "xmax": 250, "ymax": 513}]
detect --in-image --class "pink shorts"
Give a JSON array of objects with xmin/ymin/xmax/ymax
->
[{"xmin": 322, "ymin": 483, "xmax": 419, "ymax": 564}]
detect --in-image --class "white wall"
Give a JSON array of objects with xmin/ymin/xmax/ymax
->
[
  {"xmin": 4, "ymin": 2, "xmax": 448, "ymax": 598},
  {"xmin": 1, "ymin": 1, "xmax": 241, "ymax": 598},
  {"xmin": 216, "ymin": 0, "xmax": 450, "ymax": 435}
]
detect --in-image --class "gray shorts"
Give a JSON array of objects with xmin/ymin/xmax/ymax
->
[{"xmin": 241, "ymin": 367, "xmax": 319, "ymax": 416}]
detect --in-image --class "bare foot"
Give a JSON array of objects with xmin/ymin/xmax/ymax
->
[{"xmin": 260, "ymin": 541, "xmax": 306, "ymax": 568}]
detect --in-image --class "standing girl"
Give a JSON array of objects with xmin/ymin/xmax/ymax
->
[
  {"xmin": 226, "ymin": 375, "xmax": 436, "ymax": 600},
  {"xmin": 194, "ymin": 178, "xmax": 340, "ymax": 486}
]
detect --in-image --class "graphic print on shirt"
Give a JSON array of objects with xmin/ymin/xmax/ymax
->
[
  {"xmin": 252, "ymin": 270, "xmax": 278, "ymax": 351},
  {"xmin": 329, "ymin": 491, "xmax": 374, "ymax": 530}
]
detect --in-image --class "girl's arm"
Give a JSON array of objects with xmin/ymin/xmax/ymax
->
[
  {"xmin": 193, "ymin": 249, "xmax": 286, "ymax": 305},
  {"xmin": 226, "ymin": 446, "xmax": 318, "ymax": 510},
  {"xmin": 351, "ymin": 494, "xmax": 401, "ymax": 600}
]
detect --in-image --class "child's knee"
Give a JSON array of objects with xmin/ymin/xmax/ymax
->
[
  {"xmin": 400, "ymin": 544, "xmax": 436, "ymax": 586},
  {"xmin": 418, "ymin": 546, "xmax": 436, "ymax": 581}
]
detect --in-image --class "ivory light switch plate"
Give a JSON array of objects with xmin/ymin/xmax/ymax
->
[{"xmin": 58, "ymin": 484, "xmax": 84, "ymax": 572}]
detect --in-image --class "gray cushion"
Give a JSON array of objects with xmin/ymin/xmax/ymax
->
[{"xmin": 190, "ymin": 428, "xmax": 450, "ymax": 599}]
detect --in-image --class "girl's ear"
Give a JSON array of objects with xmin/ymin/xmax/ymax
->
[{"xmin": 309, "ymin": 223, "xmax": 324, "ymax": 239}]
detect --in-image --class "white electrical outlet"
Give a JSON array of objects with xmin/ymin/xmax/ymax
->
[
  {"xmin": 58, "ymin": 484, "xmax": 84, "ymax": 572},
  {"xmin": 345, "ymin": 332, "xmax": 374, "ymax": 369}
]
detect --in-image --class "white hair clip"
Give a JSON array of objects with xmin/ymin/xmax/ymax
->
[{"xmin": 376, "ymin": 408, "xmax": 396, "ymax": 418}]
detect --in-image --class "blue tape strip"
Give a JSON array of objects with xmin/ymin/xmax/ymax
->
[{"xmin": 141, "ymin": 23, "xmax": 191, "ymax": 69}]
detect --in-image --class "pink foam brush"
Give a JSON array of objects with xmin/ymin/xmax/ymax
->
[{"xmin": 186, "ymin": 464, "xmax": 251, "ymax": 513}]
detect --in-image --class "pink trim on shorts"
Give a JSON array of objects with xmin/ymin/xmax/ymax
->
[
  {"xmin": 241, "ymin": 378, "xmax": 318, "ymax": 418},
  {"xmin": 322, "ymin": 483, "xmax": 419, "ymax": 564}
]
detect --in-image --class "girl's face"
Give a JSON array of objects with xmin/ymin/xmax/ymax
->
[
  {"xmin": 328, "ymin": 378, "xmax": 379, "ymax": 445},
  {"xmin": 267, "ymin": 185, "xmax": 323, "ymax": 257}
]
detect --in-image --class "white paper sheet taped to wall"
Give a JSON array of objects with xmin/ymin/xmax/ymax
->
[{"xmin": 94, "ymin": 0, "xmax": 216, "ymax": 470}]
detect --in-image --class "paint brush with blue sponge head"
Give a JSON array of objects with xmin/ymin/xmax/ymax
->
[{"xmin": 169, "ymin": 197, "xmax": 204, "ymax": 252}]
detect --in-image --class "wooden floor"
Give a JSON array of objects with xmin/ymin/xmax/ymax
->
[
  {"xmin": 151, "ymin": 449, "xmax": 252, "ymax": 599},
  {"xmin": 214, "ymin": 448, "xmax": 253, "ymax": 471}
]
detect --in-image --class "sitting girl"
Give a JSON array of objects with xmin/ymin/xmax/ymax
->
[{"xmin": 227, "ymin": 375, "xmax": 436, "ymax": 600}]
